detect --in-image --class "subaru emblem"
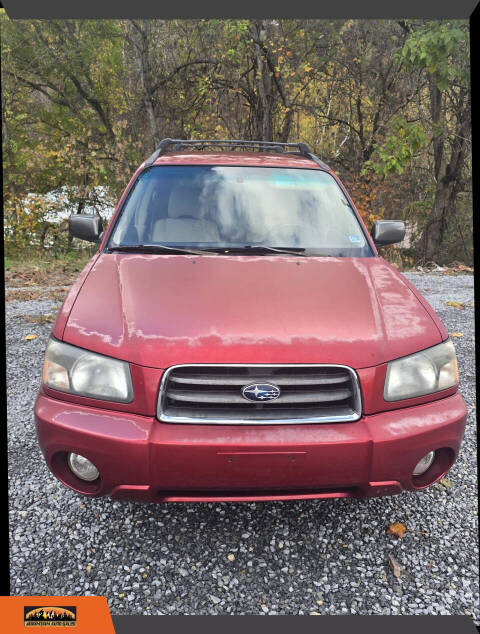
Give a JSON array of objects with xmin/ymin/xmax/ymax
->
[{"xmin": 241, "ymin": 383, "xmax": 281, "ymax": 402}]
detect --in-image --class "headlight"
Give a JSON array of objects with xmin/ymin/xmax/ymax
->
[
  {"xmin": 42, "ymin": 338, "xmax": 133, "ymax": 402},
  {"xmin": 384, "ymin": 339, "xmax": 458, "ymax": 401}
]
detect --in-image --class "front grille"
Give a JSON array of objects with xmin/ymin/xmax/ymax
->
[{"xmin": 157, "ymin": 364, "xmax": 362, "ymax": 424}]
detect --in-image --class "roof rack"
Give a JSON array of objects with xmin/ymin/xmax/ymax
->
[{"xmin": 144, "ymin": 138, "xmax": 330, "ymax": 170}]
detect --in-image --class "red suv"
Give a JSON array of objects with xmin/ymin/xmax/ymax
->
[{"xmin": 35, "ymin": 139, "xmax": 466, "ymax": 503}]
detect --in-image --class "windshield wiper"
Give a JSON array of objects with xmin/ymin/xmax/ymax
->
[
  {"xmin": 203, "ymin": 245, "xmax": 308, "ymax": 256},
  {"xmin": 106, "ymin": 244, "xmax": 214, "ymax": 256},
  {"xmin": 107, "ymin": 244, "xmax": 312, "ymax": 257}
]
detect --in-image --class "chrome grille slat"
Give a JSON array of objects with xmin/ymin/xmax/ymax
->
[
  {"xmin": 166, "ymin": 387, "xmax": 352, "ymax": 404},
  {"xmin": 169, "ymin": 373, "xmax": 349, "ymax": 386},
  {"xmin": 161, "ymin": 405, "xmax": 356, "ymax": 421},
  {"xmin": 157, "ymin": 364, "xmax": 362, "ymax": 425}
]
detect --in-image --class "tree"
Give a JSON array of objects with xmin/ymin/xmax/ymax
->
[{"xmin": 398, "ymin": 21, "xmax": 471, "ymax": 264}]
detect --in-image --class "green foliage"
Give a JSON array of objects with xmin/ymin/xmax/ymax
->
[
  {"xmin": 363, "ymin": 118, "xmax": 427, "ymax": 176},
  {"xmin": 397, "ymin": 21, "xmax": 469, "ymax": 90}
]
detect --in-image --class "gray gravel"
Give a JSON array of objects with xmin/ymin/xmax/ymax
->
[{"xmin": 7, "ymin": 273, "xmax": 478, "ymax": 619}]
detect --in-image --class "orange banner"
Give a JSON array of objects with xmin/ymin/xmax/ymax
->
[{"xmin": 0, "ymin": 596, "xmax": 115, "ymax": 633}]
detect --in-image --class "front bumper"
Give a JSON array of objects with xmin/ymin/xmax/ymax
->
[{"xmin": 35, "ymin": 392, "xmax": 467, "ymax": 502}]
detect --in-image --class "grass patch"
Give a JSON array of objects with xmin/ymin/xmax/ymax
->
[
  {"xmin": 4, "ymin": 249, "xmax": 95, "ymax": 288},
  {"xmin": 6, "ymin": 286, "xmax": 70, "ymax": 302},
  {"xmin": 5, "ymin": 289, "xmax": 43, "ymax": 302},
  {"xmin": 20, "ymin": 313, "xmax": 57, "ymax": 325},
  {"xmin": 44, "ymin": 288, "xmax": 70, "ymax": 302}
]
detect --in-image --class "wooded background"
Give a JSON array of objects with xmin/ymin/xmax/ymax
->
[{"xmin": 1, "ymin": 17, "xmax": 472, "ymax": 266}]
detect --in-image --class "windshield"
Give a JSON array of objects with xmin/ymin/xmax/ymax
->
[{"xmin": 108, "ymin": 165, "xmax": 373, "ymax": 256}]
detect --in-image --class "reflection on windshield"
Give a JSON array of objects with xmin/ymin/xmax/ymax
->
[{"xmin": 109, "ymin": 165, "xmax": 372, "ymax": 256}]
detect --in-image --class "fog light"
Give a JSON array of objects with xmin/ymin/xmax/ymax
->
[
  {"xmin": 413, "ymin": 451, "xmax": 435, "ymax": 476},
  {"xmin": 67, "ymin": 453, "xmax": 99, "ymax": 482}
]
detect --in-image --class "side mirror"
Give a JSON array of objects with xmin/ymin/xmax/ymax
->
[
  {"xmin": 69, "ymin": 214, "xmax": 103, "ymax": 243},
  {"xmin": 371, "ymin": 220, "xmax": 405, "ymax": 247}
]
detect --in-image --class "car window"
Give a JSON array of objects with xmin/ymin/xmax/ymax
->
[{"xmin": 108, "ymin": 165, "xmax": 373, "ymax": 256}]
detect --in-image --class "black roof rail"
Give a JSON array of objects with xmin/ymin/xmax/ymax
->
[{"xmin": 144, "ymin": 138, "xmax": 330, "ymax": 170}]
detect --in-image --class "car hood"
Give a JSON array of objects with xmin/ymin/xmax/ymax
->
[{"xmin": 61, "ymin": 253, "xmax": 443, "ymax": 369}]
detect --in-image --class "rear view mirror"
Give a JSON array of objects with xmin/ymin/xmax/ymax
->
[
  {"xmin": 69, "ymin": 214, "xmax": 103, "ymax": 243},
  {"xmin": 371, "ymin": 220, "xmax": 405, "ymax": 246}
]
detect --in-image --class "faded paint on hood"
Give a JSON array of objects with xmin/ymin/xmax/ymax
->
[{"xmin": 61, "ymin": 253, "xmax": 443, "ymax": 368}]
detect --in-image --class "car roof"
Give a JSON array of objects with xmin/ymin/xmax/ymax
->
[{"xmin": 149, "ymin": 151, "xmax": 326, "ymax": 170}]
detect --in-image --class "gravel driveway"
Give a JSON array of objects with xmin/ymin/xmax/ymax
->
[{"xmin": 7, "ymin": 272, "xmax": 478, "ymax": 619}]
